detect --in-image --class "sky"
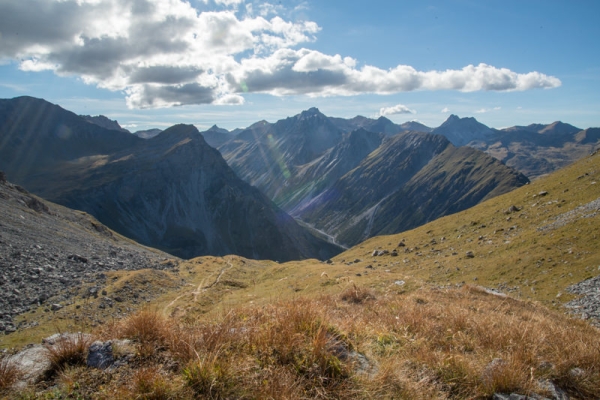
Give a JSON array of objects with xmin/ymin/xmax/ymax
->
[{"xmin": 0, "ymin": 0, "xmax": 599, "ymax": 132}]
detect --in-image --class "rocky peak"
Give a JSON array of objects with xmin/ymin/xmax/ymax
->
[
  {"xmin": 299, "ymin": 107, "xmax": 324, "ymax": 120},
  {"xmin": 432, "ymin": 114, "xmax": 493, "ymax": 146},
  {"xmin": 81, "ymin": 114, "xmax": 129, "ymax": 133}
]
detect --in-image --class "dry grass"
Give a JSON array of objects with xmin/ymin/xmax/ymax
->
[
  {"xmin": 0, "ymin": 356, "xmax": 20, "ymax": 392},
  {"xmin": 46, "ymin": 332, "xmax": 94, "ymax": 374},
  {"xmin": 99, "ymin": 286, "xmax": 597, "ymax": 399},
  {"xmin": 111, "ymin": 308, "xmax": 170, "ymax": 358},
  {"xmin": 340, "ymin": 283, "xmax": 376, "ymax": 304},
  {"xmin": 3, "ymin": 284, "xmax": 600, "ymax": 398}
]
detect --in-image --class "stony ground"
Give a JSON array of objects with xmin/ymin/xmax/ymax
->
[
  {"xmin": 0, "ymin": 172, "xmax": 178, "ymax": 334},
  {"xmin": 566, "ymin": 274, "xmax": 600, "ymax": 327}
]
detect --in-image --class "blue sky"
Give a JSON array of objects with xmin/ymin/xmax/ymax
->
[{"xmin": 0, "ymin": 0, "xmax": 598, "ymax": 131}]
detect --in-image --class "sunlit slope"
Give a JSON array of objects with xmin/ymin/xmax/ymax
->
[
  {"xmin": 167, "ymin": 150, "xmax": 600, "ymax": 316},
  {"xmin": 6, "ymin": 151, "xmax": 598, "ymax": 348},
  {"xmin": 334, "ymin": 150, "xmax": 599, "ymax": 305}
]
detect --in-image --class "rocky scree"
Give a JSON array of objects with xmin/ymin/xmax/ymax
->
[{"xmin": 0, "ymin": 174, "xmax": 178, "ymax": 334}]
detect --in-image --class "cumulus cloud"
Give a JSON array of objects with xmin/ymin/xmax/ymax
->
[
  {"xmin": 379, "ymin": 104, "xmax": 415, "ymax": 116},
  {"xmin": 0, "ymin": 0, "xmax": 562, "ymax": 108},
  {"xmin": 441, "ymin": 107, "xmax": 450, "ymax": 113}
]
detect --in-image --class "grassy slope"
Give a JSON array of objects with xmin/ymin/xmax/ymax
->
[
  {"xmin": 2, "ymin": 153, "xmax": 599, "ymax": 399},
  {"xmin": 5, "ymin": 151, "xmax": 598, "ymax": 349}
]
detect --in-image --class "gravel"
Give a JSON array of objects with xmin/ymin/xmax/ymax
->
[{"xmin": 0, "ymin": 175, "xmax": 178, "ymax": 333}]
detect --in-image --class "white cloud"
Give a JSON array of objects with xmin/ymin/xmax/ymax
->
[
  {"xmin": 474, "ymin": 106, "xmax": 501, "ymax": 114},
  {"xmin": 0, "ymin": 0, "xmax": 562, "ymax": 109},
  {"xmin": 379, "ymin": 104, "xmax": 415, "ymax": 116},
  {"xmin": 441, "ymin": 107, "xmax": 450, "ymax": 113}
]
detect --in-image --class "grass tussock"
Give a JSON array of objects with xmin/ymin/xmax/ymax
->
[
  {"xmin": 46, "ymin": 332, "xmax": 94, "ymax": 374},
  {"xmin": 0, "ymin": 356, "xmax": 20, "ymax": 392},
  {"xmin": 111, "ymin": 308, "xmax": 170, "ymax": 358},
  {"xmin": 340, "ymin": 283, "xmax": 376, "ymax": 304}
]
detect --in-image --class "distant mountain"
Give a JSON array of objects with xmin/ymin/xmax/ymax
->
[
  {"xmin": 428, "ymin": 116, "xmax": 599, "ymax": 179},
  {"xmin": 219, "ymin": 108, "xmax": 529, "ymax": 247},
  {"xmin": 297, "ymin": 131, "xmax": 529, "ymax": 247},
  {"xmin": 502, "ymin": 121, "xmax": 580, "ymax": 135},
  {"xmin": 468, "ymin": 121, "xmax": 597, "ymax": 179},
  {"xmin": 81, "ymin": 114, "xmax": 130, "ymax": 133},
  {"xmin": 281, "ymin": 128, "xmax": 385, "ymax": 212},
  {"xmin": 0, "ymin": 97, "xmax": 341, "ymax": 261},
  {"xmin": 327, "ymin": 115, "xmax": 432, "ymax": 135},
  {"xmin": 0, "ymin": 96, "xmax": 140, "ymax": 184},
  {"xmin": 431, "ymin": 114, "xmax": 494, "ymax": 146},
  {"xmin": 134, "ymin": 128, "xmax": 162, "ymax": 139},
  {"xmin": 399, "ymin": 120, "xmax": 433, "ymax": 133},
  {"xmin": 219, "ymin": 107, "xmax": 344, "ymax": 199},
  {"xmin": 201, "ymin": 125, "xmax": 234, "ymax": 148}
]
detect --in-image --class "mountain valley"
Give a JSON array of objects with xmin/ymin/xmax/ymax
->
[{"xmin": 1, "ymin": 133, "xmax": 599, "ymax": 399}]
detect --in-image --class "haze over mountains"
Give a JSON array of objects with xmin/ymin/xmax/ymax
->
[
  {"xmin": 1, "ymin": 95, "xmax": 598, "ymax": 260},
  {"xmin": 0, "ymin": 97, "xmax": 340, "ymax": 261}
]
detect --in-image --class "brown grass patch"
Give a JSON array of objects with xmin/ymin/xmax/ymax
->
[
  {"xmin": 46, "ymin": 333, "xmax": 94, "ymax": 374},
  {"xmin": 5, "ymin": 285, "xmax": 600, "ymax": 398},
  {"xmin": 340, "ymin": 283, "xmax": 376, "ymax": 304},
  {"xmin": 0, "ymin": 356, "xmax": 20, "ymax": 392},
  {"xmin": 113, "ymin": 309, "xmax": 170, "ymax": 358}
]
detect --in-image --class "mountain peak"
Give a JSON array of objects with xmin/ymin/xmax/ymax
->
[
  {"xmin": 433, "ymin": 114, "xmax": 493, "ymax": 146},
  {"xmin": 539, "ymin": 121, "xmax": 581, "ymax": 135},
  {"xmin": 299, "ymin": 107, "xmax": 323, "ymax": 119},
  {"xmin": 81, "ymin": 114, "xmax": 129, "ymax": 133}
]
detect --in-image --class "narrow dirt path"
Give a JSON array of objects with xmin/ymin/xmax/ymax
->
[{"xmin": 163, "ymin": 257, "xmax": 235, "ymax": 314}]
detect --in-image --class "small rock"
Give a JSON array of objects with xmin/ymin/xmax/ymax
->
[
  {"xmin": 87, "ymin": 341, "xmax": 114, "ymax": 369},
  {"xmin": 394, "ymin": 280, "xmax": 405, "ymax": 286},
  {"xmin": 6, "ymin": 345, "xmax": 51, "ymax": 388},
  {"xmin": 569, "ymin": 367, "xmax": 584, "ymax": 377},
  {"xmin": 465, "ymin": 251, "xmax": 475, "ymax": 258},
  {"xmin": 505, "ymin": 205, "xmax": 521, "ymax": 214},
  {"xmin": 538, "ymin": 379, "xmax": 568, "ymax": 400},
  {"xmin": 50, "ymin": 303, "xmax": 63, "ymax": 311},
  {"xmin": 67, "ymin": 254, "xmax": 88, "ymax": 263}
]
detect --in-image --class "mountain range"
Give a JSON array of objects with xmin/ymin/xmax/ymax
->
[
  {"xmin": 1, "ymin": 95, "xmax": 598, "ymax": 260},
  {"xmin": 0, "ymin": 97, "xmax": 340, "ymax": 261},
  {"xmin": 218, "ymin": 108, "xmax": 529, "ymax": 247}
]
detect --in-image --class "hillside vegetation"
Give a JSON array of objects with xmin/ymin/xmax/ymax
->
[{"xmin": 1, "ymin": 152, "xmax": 599, "ymax": 398}]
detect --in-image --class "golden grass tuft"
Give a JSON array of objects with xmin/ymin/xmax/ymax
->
[
  {"xmin": 114, "ymin": 309, "xmax": 170, "ymax": 358},
  {"xmin": 340, "ymin": 283, "xmax": 376, "ymax": 304},
  {"xmin": 129, "ymin": 367, "xmax": 179, "ymax": 400},
  {"xmin": 46, "ymin": 333, "xmax": 94, "ymax": 373},
  {"xmin": 0, "ymin": 356, "xmax": 20, "ymax": 392}
]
